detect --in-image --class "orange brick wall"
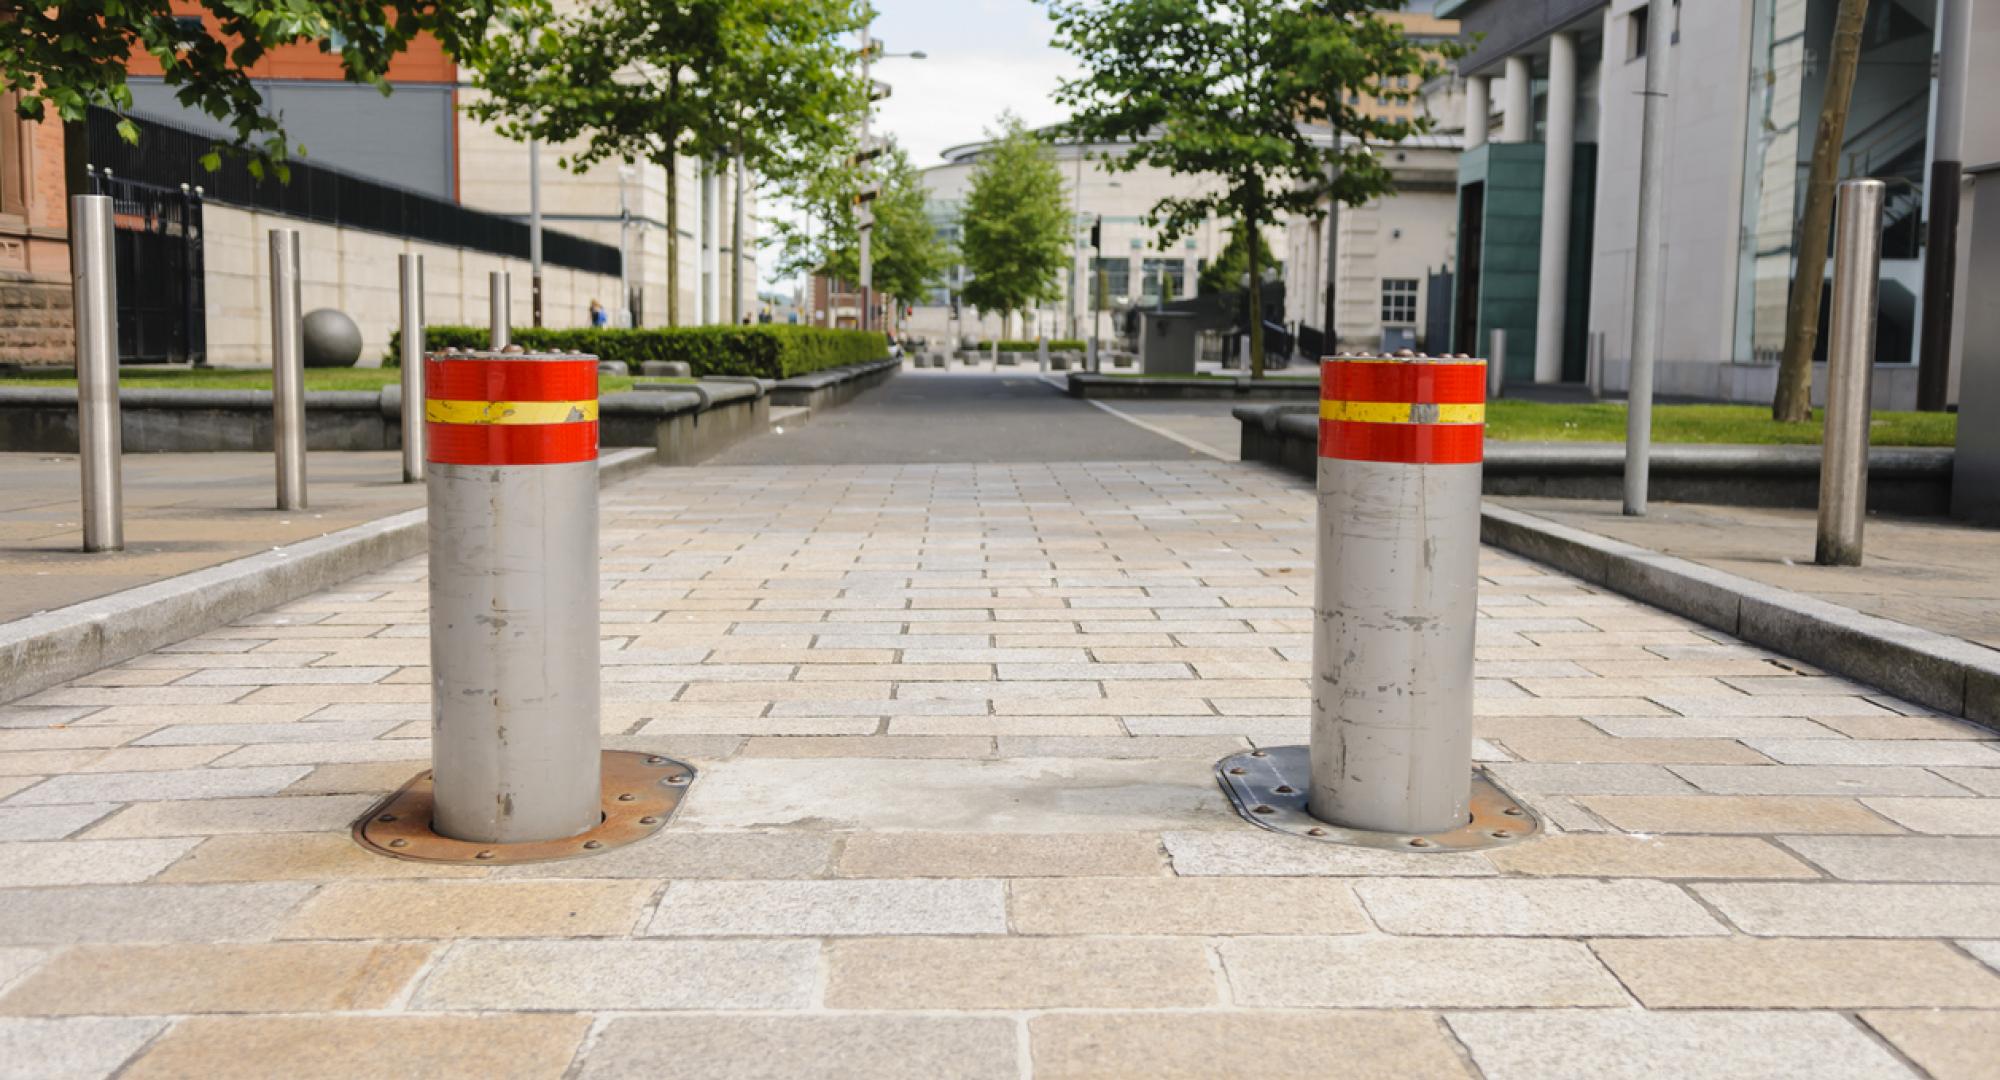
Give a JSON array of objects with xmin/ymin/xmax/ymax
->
[
  {"xmin": 127, "ymin": 3, "xmax": 456, "ymax": 85},
  {"xmin": 0, "ymin": 112, "xmax": 71, "ymax": 282}
]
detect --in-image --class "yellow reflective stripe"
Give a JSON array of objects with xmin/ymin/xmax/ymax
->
[
  {"xmin": 424, "ymin": 399, "xmax": 598, "ymax": 425},
  {"xmin": 1320, "ymin": 400, "xmax": 1485, "ymax": 425}
]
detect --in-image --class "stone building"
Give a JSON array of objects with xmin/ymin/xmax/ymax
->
[{"xmin": 0, "ymin": 104, "xmax": 72, "ymax": 367}]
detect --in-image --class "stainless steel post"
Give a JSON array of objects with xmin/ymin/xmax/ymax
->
[
  {"xmin": 71, "ymin": 195, "xmax": 123, "ymax": 552},
  {"xmin": 426, "ymin": 347, "xmax": 602, "ymax": 843},
  {"xmin": 1487, "ymin": 328, "xmax": 1506, "ymax": 399},
  {"xmin": 489, "ymin": 271, "xmax": 511, "ymax": 350},
  {"xmin": 269, "ymin": 229, "xmax": 306, "ymax": 510},
  {"xmin": 1625, "ymin": 0, "xmax": 1673, "ymax": 516},
  {"xmin": 1816, "ymin": 179, "xmax": 1885, "ymax": 567},
  {"xmin": 1309, "ymin": 353, "xmax": 1485, "ymax": 834},
  {"xmin": 398, "ymin": 253, "xmax": 424, "ymax": 482}
]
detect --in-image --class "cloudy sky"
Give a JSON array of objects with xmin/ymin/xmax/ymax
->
[
  {"xmin": 760, "ymin": 1, "xmax": 1080, "ymax": 291},
  {"xmin": 867, "ymin": 0, "xmax": 1080, "ymax": 166}
]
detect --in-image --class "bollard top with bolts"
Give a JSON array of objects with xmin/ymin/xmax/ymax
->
[
  {"xmin": 1316, "ymin": 351, "xmax": 1488, "ymax": 466},
  {"xmin": 423, "ymin": 347, "xmax": 602, "ymax": 467}
]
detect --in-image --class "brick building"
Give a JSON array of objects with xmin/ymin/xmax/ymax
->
[{"xmin": 0, "ymin": 102, "xmax": 73, "ymax": 366}]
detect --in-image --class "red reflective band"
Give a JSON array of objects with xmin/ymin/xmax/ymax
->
[
  {"xmin": 425, "ymin": 358, "xmax": 599, "ymax": 403},
  {"xmin": 426, "ymin": 421, "xmax": 599, "ymax": 466},
  {"xmin": 1321, "ymin": 359, "xmax": 1486, "ymax": 405},
  {"xmin": 1318, "ymin": 418, "xmax": 1484, "ymax": 464}
]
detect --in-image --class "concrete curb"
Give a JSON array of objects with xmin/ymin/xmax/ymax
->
[
  {"xmin": 1480, "ymin": 502, "xmax": 2000, "ymax": 732},
  {"xmin": 0, "ymin": 447, "xmax": 655, "ymax": 705}
]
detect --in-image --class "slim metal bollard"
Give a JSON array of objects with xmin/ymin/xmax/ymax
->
[
  {"xmin": 1487, "ymin": 329, "xmax": 1506, "ymax": 400},
  {"xmin": 398, "ymin": 253, "xmax": 425, "ymax": 483},
  {"xmin": 489, "ymin": 271, "xmax": 511, "ymax": 350},
  {"xmin": 1212, "ymin": 352, "xmax": 1536, "ymax": 850},
  {"xmin": 71, "ymin": 195, "xmax": 124, "ymax": 552},
  {"xmin": 425, "ymin": 347, "xmax": 601, "ymax": 842},
  {"xmin": 269, "ymin": 229, "xmax": 306, "ymax": 510},
  {"xmin": 1817, "ymin": 179, "xmax": 1885, "ymax": 567}
]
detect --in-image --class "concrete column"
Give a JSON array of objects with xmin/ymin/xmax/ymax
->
[
  {"xmin": 1501, "ymin": 56, "xmax": 1533, "ymax": 143},
  {"xmin": 701, "ymin": 161, "xmax": 720, "ymax": 325},
  {"xmin": 1533, "ymin": 32, "xmax": 1576, "ymax": 383},
  {"xmin": 1465, "ymin": 76, "xmax": 1490, "ymax": 149}
]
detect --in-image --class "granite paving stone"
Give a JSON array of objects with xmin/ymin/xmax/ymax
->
[
  {"xmin": 1446, "ymin": 1010, "xmax": 1913, "ymax": 1080},
  {"xmin": 825, "ymin": 936, "xmax": 1214, "ymax": 1009},
  {"xmin": 0, "ymin": 838, "xmax": 200, "ymax": 887},
  {"xmin": 836, "ymin": 832, "xmax": 1166, "ymax": 877},
  {"xmin": 1484, "ymin": 834, "xmax": 1818, "ymax": 879},
  {"xmin": 1861, "ymin": 1010, "xmax": 2000, "ymax": 1080},
  {"xmin": 0, "ymin": 1018, "xmax": 168, "ymax": 1080},
  {"xmin": 1861, "ymin": 796, "xmax": 2000, "ymax": 834},
  {"xmin": 1009, "ymin": 875, "xmax": 1369, "ymax": 935},
  {"xmin": 1028, "ymin": 1012, "xmax": 1474, "ymax": 1080},
  {"xmin": 0, "ymin": 942, "xmax": 432, "ymax": 1015},
  {"xmin": 281, "ymin": 880, "xmax": 656, "ymax": 939},
  {"xmin": 1162, "ymin": 830, "xmax": 1494, "ymax": 876},
  {"xmin": 1594, "ymin": 937, "xmax": 2000, "ymax": 1007},
  {"xmin": 577, "ymin": 1015, "xmax": 1020, "ymax": 1080},
  {"xmin": 1576, "ymin": 795, "xmax": 1903, "ymax": 834},
  {"xmin": 121, "ymin": 1015, "xmax": 592, "ymax": 1080},
  {"xmin": 1220, "ymin": 936, "xmax": 1630, "ymax": 1007},
  {"xmin": 1354, "ymin": 878, "xmax": 1725, "ymax": 936},
  {"xmin": 0, "ymin": 883, "xmax": 315, "ymax": 944},
  {"xmin": 1780, "ymin": 835, "xmax": 2000, "ymax": 883},
  {"xmin": 1666, "ymin": 764, "xmax": 1969, "ymax": 796},
  {"xmin": 0, "ymin": 804, "xmax": 118, "ymax": 842},
  {"xmin": 1695, "ymin": 882, "xmax": 2000, "ymax": 937},
  {"xmin": 646, "ymin": 878, "xmax": 1006, "ymax": 936},
  {"xmin": 412, "ymin": 939, "xmax": 818, "ymax": 1010},
  {"xmin": 2, "ymin": 766, "xmax": 312, "ymax": 805}
]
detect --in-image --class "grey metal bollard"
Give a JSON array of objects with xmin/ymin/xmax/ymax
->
[
  {"xmin": 71, "ymin": 195, "xmax": 124, "ymax": 552},
  {"xmin": 425, "ymin": 347, "xmax": 601, "ymax": 843},
  {"xmin": 1213, "ymin": 352, "xmax": 1536, "ymax": 850},
  {"xmin": 269, "ymin": 229, "xmax": 306, "ymax": 510},
  {"xmin": 1487, "ymin": 329, "xmax": 1506, "ymax": 400},
  {"xmin": 489, "ymin": 271, "xmax": 511, "ymax": 350},
  {"xmin": 1817, "ymin": 179, "xmax": 1885, "ymax": 567},
  {"xmin": 398, "ymin": 253, "xmax": 425, "ymax": 483}
]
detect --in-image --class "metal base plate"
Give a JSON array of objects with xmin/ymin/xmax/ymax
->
[
  {"xmin": 352, "ymin": 750, "xmax": 693, "ymax": 865},
  {"xmin": 1215, "ymin": 745, "xmax": 1539, "ymax": 852}
]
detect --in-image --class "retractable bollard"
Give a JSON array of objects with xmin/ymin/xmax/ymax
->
[
  {"xmin": 351, "ymin": 346, "xmax": 693, "ymax": 863},
  {"xmin": 1213, "ymin": 351, "xmax": 1538, "ymax": 851}
]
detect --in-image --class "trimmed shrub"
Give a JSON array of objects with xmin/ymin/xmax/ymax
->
[
  {"xmin": 984, "ymin": 339, "xmax": 1087, "ymax": 353},
  {"xmin": 387, "ymin": 325, "xmax": 886, "ymax": 378}
]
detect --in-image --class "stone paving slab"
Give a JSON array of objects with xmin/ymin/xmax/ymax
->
[{"xmin": 0, "ymin": 460, "xmax": 1995, "ymax": 1077}]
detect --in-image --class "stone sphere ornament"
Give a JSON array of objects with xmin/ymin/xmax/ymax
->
[{"xmin": 302, "ymin": 308, "xmax": 363, "ymax": 368}]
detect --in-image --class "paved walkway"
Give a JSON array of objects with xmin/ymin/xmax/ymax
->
[
  {"xmin": 0, "ymin": 380, "xmax": 1996, "ymax": 1078},
  {"xmin": 1500, "ymin": 496, "xmax": 2000, "ymax": 652},
  {"xmin": 0, "ymin": 452, "xmax": 423, "ymax": 622}
]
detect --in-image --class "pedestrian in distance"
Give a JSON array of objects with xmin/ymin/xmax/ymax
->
[{"xmin": 589, "ymin": 299, "xmax": 608, "ymax": 328}]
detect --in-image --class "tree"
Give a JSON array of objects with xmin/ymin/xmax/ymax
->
[
  {"xmin": 1773, "ymin": 0, "xmax": 1870, "ymax": 421},
  {"xmin": 470, "ymin": 0, "xmax": 865, "ymax": 324},
  {"xmin": 771, "ymin": 142, "xmax": 949, "ymax": 324},
  {"xmin": 1045, "ymin": 0, "xmax": 1451, "ymax": 377},
  {"xmin": 2, "ymin": 1, "xmax": 520, "ymax": 175},
  {"xmin": 1198, "ymin": 223, "xmax": 1277, "ymax": 297},
  {"xmin": 958, "ymin": 114, "xmax": 1070, "ymax": 337}
]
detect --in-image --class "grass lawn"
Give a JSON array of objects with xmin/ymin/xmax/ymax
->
[
  {"xmin": 0, "ymin": 367, "xmax": 639, "ymax": 394},
  {"xmin": 1485, "ymin": 400, "xmax": 1955, "ymax": 447}
]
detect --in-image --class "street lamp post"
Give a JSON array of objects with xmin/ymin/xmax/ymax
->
[{"xmin": 854, "ymin": 25, "xmax": 923, "ymax": 333}]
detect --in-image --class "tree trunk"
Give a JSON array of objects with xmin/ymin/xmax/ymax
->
[
  {"xmin": 1774, "ymin": 0, "xmax": 1870, "ymax": 421},
  {"xmin": 1245, "ymin": 197, "xmax": 1265, "ymax": 380},
  {"xmin": 665, "ymin": 74, "xmax": 681, "ymax": 328}
]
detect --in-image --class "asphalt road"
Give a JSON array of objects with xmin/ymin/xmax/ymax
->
[{"xmin": 711, "ymin": 369, "xmax": 1208, "ymax": 465}]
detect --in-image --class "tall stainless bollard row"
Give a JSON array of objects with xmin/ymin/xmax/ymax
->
[
  {"xmin": 1214, "ymin": 351, "xmax": 1538, "ymax": 851},
  {"xmin": 1816, "ymin": 179, "xmax": 1885, "ymax": 568},
  {"xmin": 352, "ymin": 347, "xmax": 692, "ymax": 863},
  {"xmin": 71, "ymin": 195, "xmax": 124, "ymax": 552},
  {"xmin": 488, "ymin": 271, "xmax": 511, "ymax": 350},
  {"xmin": 269, "ymin": 229, "xmax": 306, "ymax": 510},
  {"xmin": 398, "ymin": 253, "xmax": 425, "ymax": 483}
]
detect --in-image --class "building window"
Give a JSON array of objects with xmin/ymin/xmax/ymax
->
[
  {"xmin": 1380, "ymin": 278, "xmax": 1418, "ymax": 325},
  {"xmin": 0, "ymin": 94, "xmax": 24, "ymax": 220},
  {"xmin": 1089, "ymin": 257, "xmax": 1130, "ymax": 309},
  {"xmin": 1141, "ymin": 257, "xmax": 1185, "ymax": 303}
]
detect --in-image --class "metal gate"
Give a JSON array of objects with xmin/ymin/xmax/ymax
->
[{"xmin": 90, "ymin": 170, "xmax": 206, "ymax": 364}]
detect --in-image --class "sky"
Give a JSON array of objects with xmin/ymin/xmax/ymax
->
[{"xmin": 760, "ymin": 0, "xmax": 1080, "ymax": 292}]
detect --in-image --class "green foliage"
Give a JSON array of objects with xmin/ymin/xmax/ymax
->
[
  {"xmin": 1197, "ymin": 225, "xmax": 1278, "ymax": 296},
  {"xmin": 2, "ymin": 2, "xmax": 524, "ymax": 176},
  {"xmin": 469, "ymin": 1, "xmax": 864, "ymax": 190},
  {"xmin": 958, "ymin": 114, "xmax": 1072, "ymax": 320},
  {"xmin": 386, "ymin": 325, "xmax": 886, "ymax": 379},
  {"xmin": 1043, "ymin": 0, "xmax": 1458, "ymax": 375},
  {"xmin": 773, "ymin": 143, "xmax": 950, "ymax": 307}
]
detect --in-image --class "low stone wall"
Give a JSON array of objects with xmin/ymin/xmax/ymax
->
[
  {"xmin": 0, "ymin": 356, "xmax": 897, "ymax": 464},
  {"xmin": 1234, "ymin": 403, "xmax": 1956, "ymax": 514},
  {"xmin": 1069, "ymin": 373, "xmax": 1319, "ymax": 401}
]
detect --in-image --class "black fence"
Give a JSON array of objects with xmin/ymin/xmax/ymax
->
[
  {"xmin": 90, "ymin": 173, "xmax": 206, "ymax": 364},
  {"xmin": 88, "ymin": 108, "xmax": 621, "ymax": 278}
]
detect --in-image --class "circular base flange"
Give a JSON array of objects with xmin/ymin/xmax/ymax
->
[
  {"xmin": 351, "ymin": 750, "xmax": 693, "ymax": 865},
  {"xmin": 1215, "ymin": 745, "xmax": 1539, "ymax": 852}
]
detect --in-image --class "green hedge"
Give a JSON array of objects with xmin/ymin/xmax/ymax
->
[
  {"xmin": 387, "ymin": 325, "xmax": 886, "ymax": 378},
  {"xmin": 982, "ymin": 339, "xmax": 1086, "ymax": 353}
]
